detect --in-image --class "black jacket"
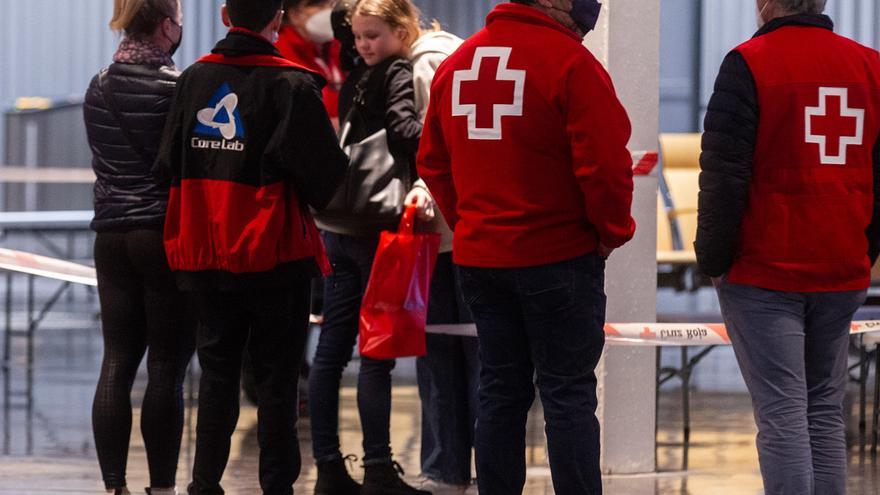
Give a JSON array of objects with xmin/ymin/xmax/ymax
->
[
  {"xmin": 696, "ymin": 14, "xmax": 880, "ymax": 277},
  {"xmin": 84, "ymin": 62, "xmax": 179, "ymax": 232},
  {"xmin": 153, "ymin": 29, "xmax": 348, "ymax": 291},
  {"xmin": 338, "ymin": 57, "xmax": 423, "ymax": 161}
]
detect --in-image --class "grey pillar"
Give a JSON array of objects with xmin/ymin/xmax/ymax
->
[{"xmin": 586, "ymin": 0, "xmax": 660, "ymax": 475}]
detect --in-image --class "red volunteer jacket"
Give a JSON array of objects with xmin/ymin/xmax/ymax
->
[
  {"xmin": 276, "ymin": 25, "xmax": 344, "ymax": 120},
  {"xmin": 728, "ymin": 23, "xmax": 880, "ymax": 291},
  {"xmin": 417, "ymin": 3, "xmax": 635, "ymax": 268}
]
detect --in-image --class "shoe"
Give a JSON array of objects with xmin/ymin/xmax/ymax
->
[
  {"xmin": 361, "ymin": 461, "xmax": 431, "ymax": 495},
  {"xmin": 145, "ymin": 488, "xmax": 178, "ymax": 495},
  {"xmin": 416, "ymin": 475, "xmax": 469, "ymax": 493},
  {"xmin": 314, "ymin": 454, "xmax": 361, "ymax": 495},
  {"xmin": 109, "ymin": 489, "xmax": 131, "ymax": 495}
]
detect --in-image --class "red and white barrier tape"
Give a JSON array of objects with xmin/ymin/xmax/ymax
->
[
  {"xmin": 0, "ymin": 248, "xmax": 98, "ymax": 287},
  {"xmin": 603, "ymin": 321, "xmax": 880, "ymax": 347},
  {"xmin": 410, "ymin": 321, "xmax": 880, "ymax": 346},
  {"xmin": 632, "ymin": 150, "xmax": 659, "ymax": 176}
]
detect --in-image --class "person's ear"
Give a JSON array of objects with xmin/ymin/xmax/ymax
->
[
  {"xmin": 272, "ymin": 9, "xmax": 285, "ymax": 32},
  {"xmin": 535, "ymin": 0, "xmax": 555, "ymax": 8},
  {"xmin": 221, "ymin": 4, "xmax": 231, "ymax": 28},
  {"xmin": 395, "ymin": 26, "xmax": 407, "ymax": 42}
]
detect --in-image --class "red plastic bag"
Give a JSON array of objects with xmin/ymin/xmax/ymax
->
[{"xmin": 359, "ymin": 206, "xmax": 441, "ymax": 360}]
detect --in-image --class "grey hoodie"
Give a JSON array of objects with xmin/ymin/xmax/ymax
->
[
  {"xmin": 411, "ymin": 30, "xmax": 463, "ymax": 252},
  {"xmin": 411, "ymin": 31, "xmax": 464, "ymax": 122}
]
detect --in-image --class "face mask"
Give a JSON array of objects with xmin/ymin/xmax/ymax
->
[
  {"xmin": 167, "ymin": 20, "xmax": 183, "ymax": 57},
  {"xmin": 305, "ymin": 8, "xmax": 335, "ymax": 44},
  {"xmin": 570, "ymin": 0, "xmax": 602, "ymax": 34},
  {"xmin": 271, "ymin": 29, "xmax": 280, "ymax": 44}
]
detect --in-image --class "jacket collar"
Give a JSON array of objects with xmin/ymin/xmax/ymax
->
[
  {"xmin": 486, "ymin": 3, "xmax": 584, "ymax": 43},
  {"xmin": 200, "ymin": 28, "xmax": 316, "ymax": 72},
  {"xmin": 212, "ymin": 28, "xmax": 284, "ymax": 58},
  {"xmin": 277, "ymin": 25, "xmax": 317, "ymax": 59},
  {"xmin": 754, "ymin": 13, "xmax": 833, "ymax": 38}
]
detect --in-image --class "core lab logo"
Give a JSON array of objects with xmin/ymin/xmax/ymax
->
[{"xmin": 191, "ymin": 83, "xmax": 245, "ymax": 152}]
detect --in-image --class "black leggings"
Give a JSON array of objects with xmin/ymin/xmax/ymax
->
[{"xmin": 92, "ymin": 229, "xmax": 195, "ymax": 490}]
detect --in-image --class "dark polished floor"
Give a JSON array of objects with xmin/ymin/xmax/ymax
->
[{"xmin": 0, "ymin": 283, "xmax": 879, "ymax": 494}]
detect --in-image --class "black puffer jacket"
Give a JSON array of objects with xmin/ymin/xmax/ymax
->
[
  {"xmin": 84, "ymin": 62, "xmax": 179, "ymax": 232},
  {"xmin": 696, "ymin": 14, "xmax": 880, "ymax": 277}
]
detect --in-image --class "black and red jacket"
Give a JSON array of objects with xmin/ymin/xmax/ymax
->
[
  {"xmin": 697, "ymin": 15, "xmax": 880, "ymax": 292},
  {"xmin": 154, "ymin": 29, "xmax": 348, "ymax": 290}
]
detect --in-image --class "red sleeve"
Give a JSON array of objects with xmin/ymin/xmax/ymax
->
[
  {"xmin": 564, "ymin": 55, "xmax": 636, "ymax": 248},
  {"xmin": 416, "ymin": 83, "xmax": 459, "ymax": 229}
]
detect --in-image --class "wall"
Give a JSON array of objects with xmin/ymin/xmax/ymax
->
[
  {"xmin": 700, "ymin": 0, "xmax": 880, "ymax": 124},
  {"xmin": 0, "ymin": 0, "xmax": 506, "ymax": 162}
]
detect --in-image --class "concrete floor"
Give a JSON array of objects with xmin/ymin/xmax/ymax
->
[{"xmin": 1, "ymin": 283, "xmax": 880, "ymax": 494}]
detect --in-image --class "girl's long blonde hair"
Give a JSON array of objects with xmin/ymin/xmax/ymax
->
[
  {"xmin": 110, "ymin": 0, "xmax": 177, "ymax": 37},
  {"xmin": 352, "ymin": 0, "xmax": 423, "ymax": 53}
]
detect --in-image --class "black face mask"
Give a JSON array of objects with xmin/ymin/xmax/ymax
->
[
  {"xmin": 548, "ymin": 0, "xmax": 602, "ymax": 36},
  {"xmin": 570, "ymin": 0, "xmax": 602, "ymax": 34},
  {"xmin": 168, "ymin": 21, "xmax": 183, "ymax": 57}
]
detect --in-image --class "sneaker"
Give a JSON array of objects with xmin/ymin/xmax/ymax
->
[
  {"xmin": 314, "ymin": 454, "xmax": 361, "ymax": 495},
  {"xmin": 362, "ymin": 460, "xmax": 431, "ymax": 495},
  {"xmin": 416, "ymin": 475, "xmax": 469, "ymax": 493}
]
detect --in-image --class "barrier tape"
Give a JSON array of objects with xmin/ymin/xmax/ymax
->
[
  {"xmin": 604, "ymin": 320, "xmax": 880, "ymax": 347},
  {"xmin": 2, "ymin": 247, "xmax": 877, "ymax": 348},
  {"xmin": 0, "ymin": 248, "xmax": 98, "ymax": 287},
  {"xmin": 632, "ymin": 151, "xmax": 659, "ymax": 176},
  {"xmin": 414, "ymin": 321, "xmax": 880, "ymax": 346}
]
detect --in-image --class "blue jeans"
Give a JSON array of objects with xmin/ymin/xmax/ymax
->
[
  {"xmin": 417, "ymin": 253, "xmax": 479, "ymax": 485},
  {"xmin": 309, "ymin": 231, "xmax": 396, "ymax": 463},
  {"xmin": 458, "ymin": 253, "xmax": 607, "ymax": 495},
  {"xmin": 716, "ymin": 278, "xmax": 866, "ymax": 495}
]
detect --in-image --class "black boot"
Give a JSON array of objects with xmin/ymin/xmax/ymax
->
[
  {"xmin": 314, "ymin": 455, "xmax": 361, "ymax": 495},
  {"xmin": 361, "ymin": 460, "xmax": 432, "ymax": 495}
]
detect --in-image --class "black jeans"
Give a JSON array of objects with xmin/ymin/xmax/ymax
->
[
  {"xmin": 92, "ymin": 229, "xmax": 195, "ymax": 490},
  {"xmin": 309, "ymin": 231, "xmax": 396, "ymax": 463},
  {"xmin": 458, "ymin": 253, "xmax": 607, "ymax": 495},
  {"xmin": 187, "ymin": 280, "xmax": 311, "ymax": 495},
  {"xmin": 417, "ymin": 253, "xmax": 479, "ymax": 485}
]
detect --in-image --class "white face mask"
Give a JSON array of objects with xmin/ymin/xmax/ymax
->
[
  {"xmin": 305, "ymin": 8, "xmax": 335, "ymax": 44},
  {"xmin": 757, "ymin": 0, "xmax": 770, "ymax": 29}
]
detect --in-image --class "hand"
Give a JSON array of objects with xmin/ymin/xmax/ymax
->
[
  {"xmin": 405, "ymin": 187, "xmax": 435, "ymax": 222},
  {"xmin": 598, "ymin": 243, "xmax": 614, "ymax": 259}
]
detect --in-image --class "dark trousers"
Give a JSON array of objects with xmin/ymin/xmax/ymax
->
[
  {"xmin": 717, "ymin": 278, "xmax": 866, "ymax": 495},
  {"xmin": 187, "ymin": 280, "xmax": 311, "ymax": 495},
  {"xmin": 458, "ymin": 253, "xmax": 607, "ymax": 495},
  {"xmin": 417, "ymin": 253, "xmax": 479, "ymax": 485},
  {"xmin": 309, "ymin": 231, "xmax": 396, "ymax": 463},
  {"xmin": 92, "ymin": 229, "xmax": 195, "ymax": 490}
]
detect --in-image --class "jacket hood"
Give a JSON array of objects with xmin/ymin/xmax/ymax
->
[{"xmin": 411, "ymin": 31, "xmax": 463, "ymax": 60}]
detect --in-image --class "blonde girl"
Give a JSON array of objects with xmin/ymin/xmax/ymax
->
[{"xmin": 308, "ymin": 0, "xmax": 433, "ymax": 494}]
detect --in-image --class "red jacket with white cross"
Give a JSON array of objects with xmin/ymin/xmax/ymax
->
[{"xmin": 417, "ymin": 3, "xmax": 635, "ymax": 268}]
